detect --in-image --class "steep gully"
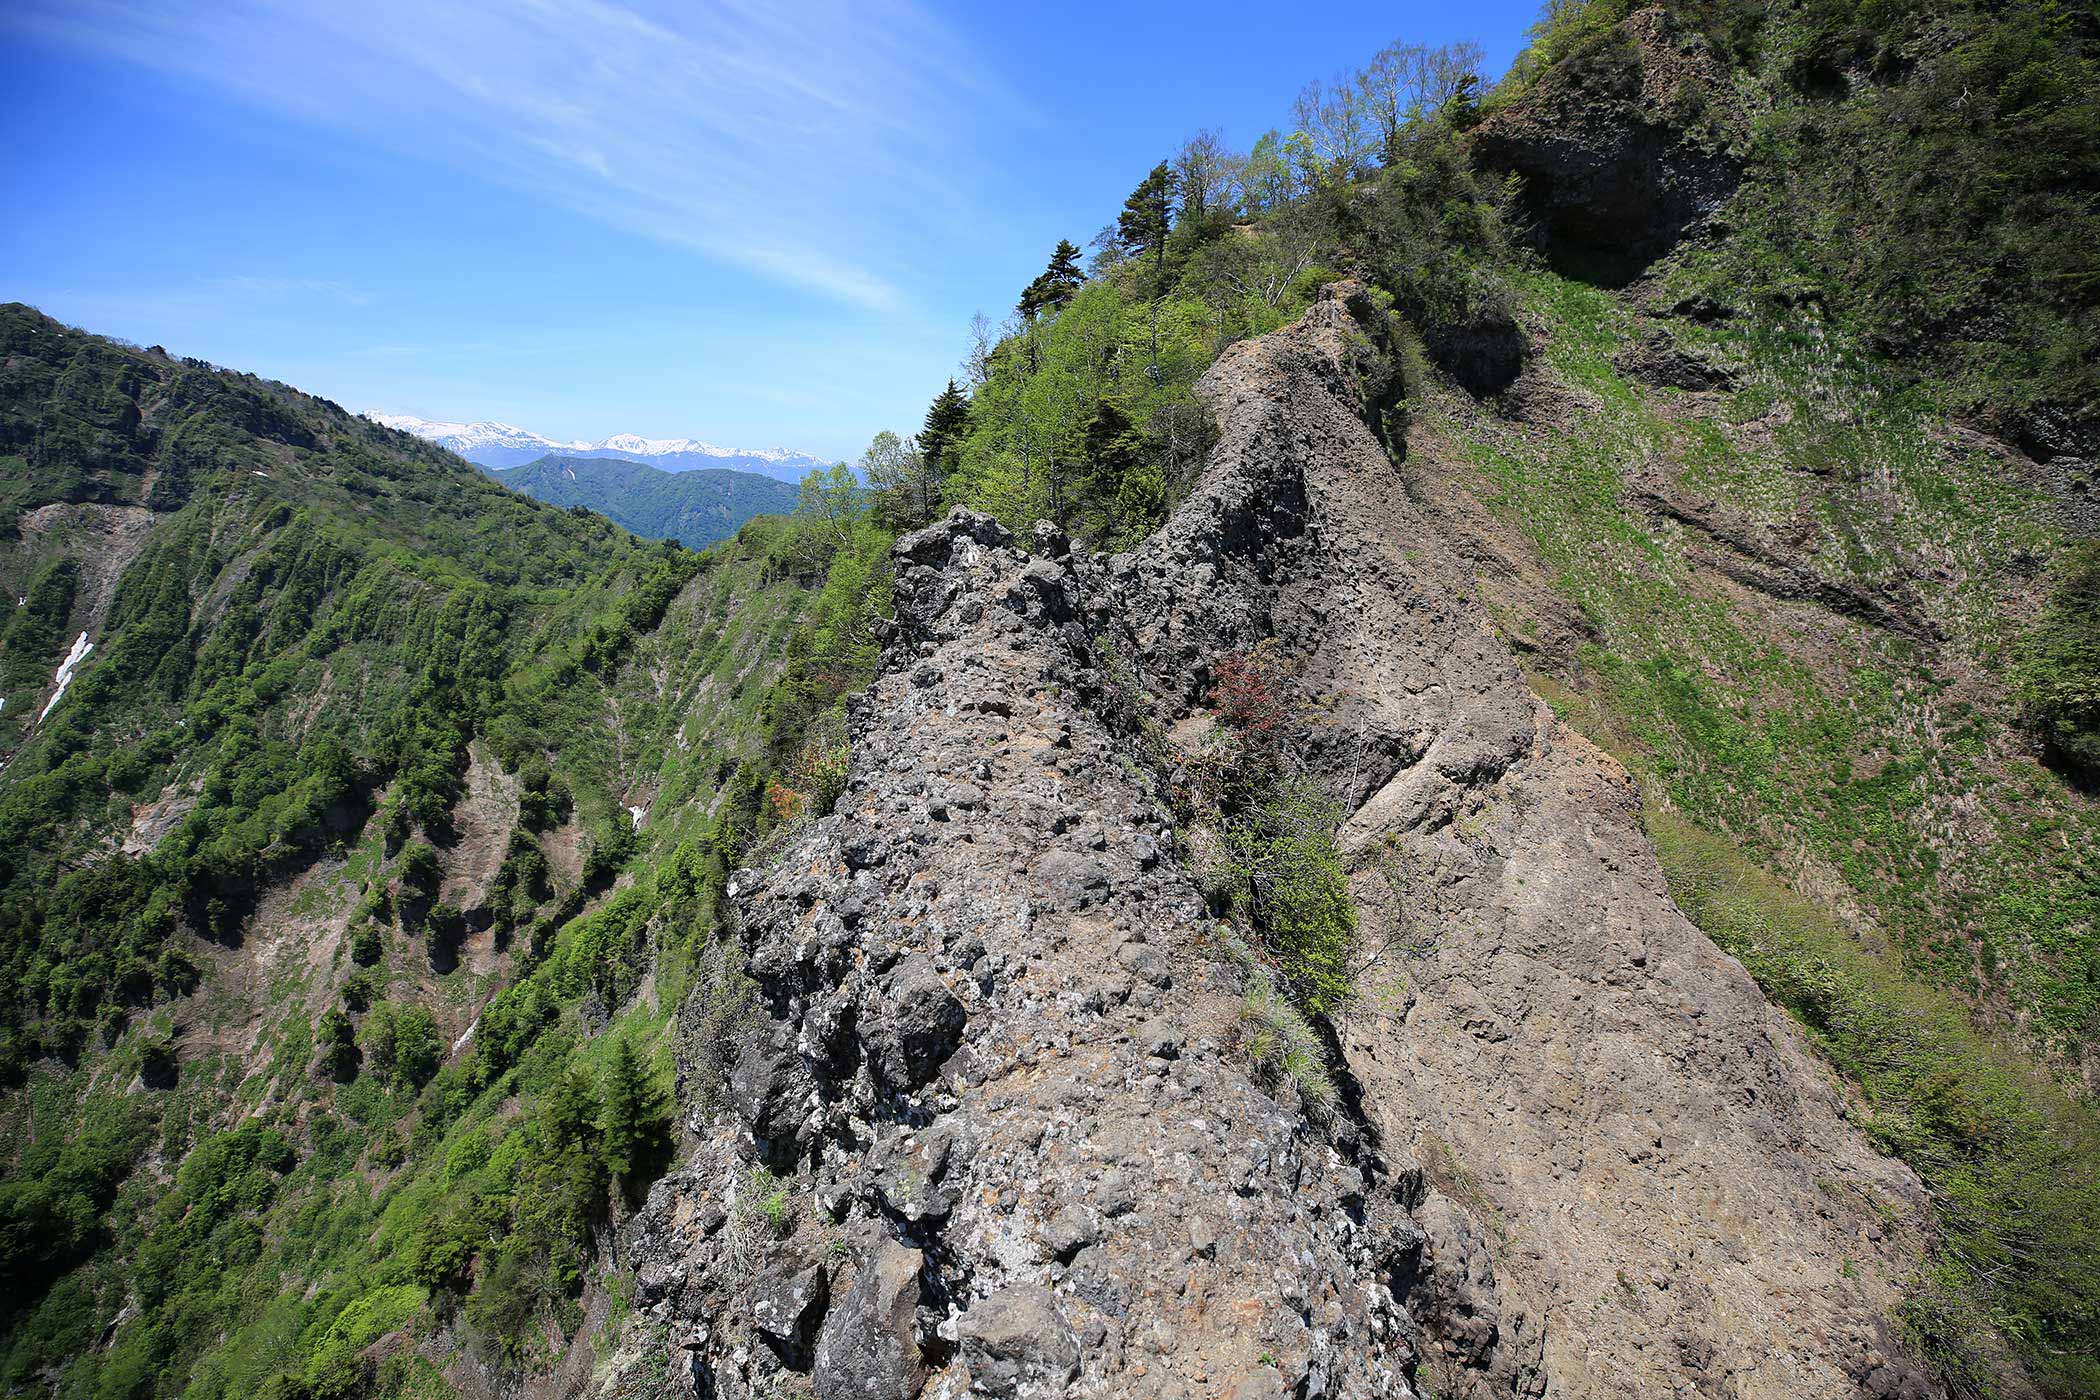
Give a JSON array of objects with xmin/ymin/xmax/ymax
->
[{"xmin": 620, "ymin": 287, "xmax": 1939, "ymax": 1400}]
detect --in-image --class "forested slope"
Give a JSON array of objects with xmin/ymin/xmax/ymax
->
[{"xmin": 0, "ymin": 304, "xmax": 889, "ymax": 1397}]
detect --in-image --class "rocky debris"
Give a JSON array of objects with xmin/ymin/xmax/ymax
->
[
  {"xmin": 1472, "ymin": 6, "xmax": 1744, "ymax": 285},
  {"xmin": 626, "ymin": 495, "xmax": 1484, "ymax": 1397},
  {"xmin": 622, "ymin": 283, "xmax": 1942, "ymax": 1400}
]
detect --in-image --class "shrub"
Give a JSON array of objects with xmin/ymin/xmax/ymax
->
[
  {"xmin": 2020, "ymin": 542, "xmax": 2100, "ymax": 776},
  {"xmin": 1222, "ymin": 779, "xmax": 1357, "ymax": 1015}
]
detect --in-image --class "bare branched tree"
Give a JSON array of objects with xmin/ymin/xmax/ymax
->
[
  {"xmin": 1173, "ymin": 127, "xmax": 1242, "ymax": 221},
  {"xmin": 1290, "ymin": 74, "xmax": 1372, "ymax": 182}
]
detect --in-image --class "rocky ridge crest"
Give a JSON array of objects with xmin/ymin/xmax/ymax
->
[{"xmin": 624, "ymin": 286, "xmax": 1942, "ymax": 1400}]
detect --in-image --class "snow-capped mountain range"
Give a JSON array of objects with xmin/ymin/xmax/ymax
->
[{"xmin": 369, "ymin": 412, "xmax": 833, "ymax": 482}]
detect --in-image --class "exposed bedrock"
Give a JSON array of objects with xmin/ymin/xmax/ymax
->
[
  {"xmin": 1470, "ymin": 6, "xmax": 1744, "ymax": 288},
  {"xmin": 626, "ymin": 285, "xmax": 1941, "ymax": 1400}
]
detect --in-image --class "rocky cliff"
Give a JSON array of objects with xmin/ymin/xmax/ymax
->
[{"xmin": 622, "ymin": 287, "xmax": 1942, "ymax": 1400}]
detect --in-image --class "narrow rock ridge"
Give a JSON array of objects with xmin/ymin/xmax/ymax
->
[
  {"xmin": 1097, "ymin": 284, "xmax": 1941, "ymax": 1399},
  {"xmin": 628, "ymin": 287, "xmax": 1941, "ymax": 1400}
]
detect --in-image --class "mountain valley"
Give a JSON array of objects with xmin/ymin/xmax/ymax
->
[{"xmin": 3, "ymin": 3, "xmax": 2098, "ymax": 1400}]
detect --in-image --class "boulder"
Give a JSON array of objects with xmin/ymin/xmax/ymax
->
[
  {"xmin": 957, "ymin": 1285, "xmax": 1080, "ymax": 1397},
  {"xmin": 813, "ymin": 1241, "xmax": 927, "ymax": 1400}
]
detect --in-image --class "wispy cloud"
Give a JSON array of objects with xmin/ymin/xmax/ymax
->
[{"xmin": 6, "ymin": 0, "xmax": 1013, "ymax": 312}]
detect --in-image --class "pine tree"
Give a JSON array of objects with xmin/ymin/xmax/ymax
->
[
  {"xmin": 600, "ymin": 1036, "xmax": 665, "ymax": 1187},
  {"xmin": 543, "ymin": 1065, "xmax": 601, "ymax": 1152},
  {"xmin": 1117, "ymin": 163, "xmax": 1173, "ymax": 270},
  {"xmin": 1118, "ymin": 161, "xmax": 1175, "ymax": 375},
  {"xmin": 1017, "ymin": 239, "xmax": 1086, "ymax": 319},
  {"xmin": 921, "ymin": 379, "xmax": 971, "ymax": 472}
]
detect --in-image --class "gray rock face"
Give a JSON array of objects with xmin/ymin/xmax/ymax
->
[
  {"xmin": 956, "ymin": 1285, "xmax": 1080, "ymax": 1397},
  {"xmin": 622, "ymin": 283, "xmax": 1941, "ymax": 1400},
  {"xmin": 814, "ymin": 1241, "xmax": 926, "ymax": 1400},
  {"xmin": 1471, "ymin": 6, "xmax": 1743, "ymax": 286},
  {"xmin": 866, "ymin": 954, "xmax": 966, "ymax": 1092},
  {"xmin": 1093, "ymin": 281, "xmax": 1940, "ymax": 1400}
]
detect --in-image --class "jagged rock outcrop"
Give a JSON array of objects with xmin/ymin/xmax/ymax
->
[
  {"xmin": 1097, "ymin": 283, "xmax": 1940, "ymax": 1399},
  {"xmin": 630, "ymin": 500, "xmax": 1477, "ymax": 1398},
  {"xmin": 624, "ymin": 286, "xmax": 1941, "ymax": 1400},
  {"xmin": 1472, "ymin": 6, "xmax": 1744, "ymax": 286}
]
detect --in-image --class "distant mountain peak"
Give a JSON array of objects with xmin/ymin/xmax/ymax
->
[{"xmin": 368, "ymin": 412, "xmax": 831, "ymax": 482}]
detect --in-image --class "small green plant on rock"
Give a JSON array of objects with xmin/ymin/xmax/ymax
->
[
  {"xmin": 1236, "ymin": 970, "xmax": 1338, "ymax": 1122},
  {"xmin": 1220, "ymin": 779, "xmax": 1358, "ymax": 1016}
]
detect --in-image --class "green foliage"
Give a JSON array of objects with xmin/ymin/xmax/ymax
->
[
  {"xmin": 1018, "ymin": 241, "xmax": 1087, "ymax": 321},
  {"xmin": 300, "ymin": 1284, "xmax": 427, "ymax": 1400},
  {"xmin": 1235, "ymin": 969, "xmax": 1339, "ymax": 1121},
  {"xmin": 2019, "ymin": 543, "xmax": 2100, "ymax": 775},
  {"xmin": 489, "ymin": 456, "xmax": 797, "ymax": 550},
  {"xmin": 1, "ymin": 554, "xmax": 80, "ymax": 692},
  {"xmin": 360, "ymin": 1004, "xmax": 443, "ymax": 1092},
  {"xmin": 599, "ymin": 1035, "xmax": 667, "ymax": 1187},
  {"xmin": 1219, "ymin": 780, "xmax": 1357, "ymax": 1016},
  {"xmin": 1117, "ymin": 163, "xmax": 1174, "ymax": 273},
  {"xmin": 0, "ymin": 1102, "xmax": 153, "ymax": 1316},
  {"xmin": 739, "ymin": 1167, "xmax": 795, "ymax": 1238},
  {"xmin": 1609, "ymin": 0, "xmax": 2100, "ymax": 435}
]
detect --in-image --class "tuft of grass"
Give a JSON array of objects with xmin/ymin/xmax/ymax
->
[{"xmin": 1236, "ymin": 970, "xmax": 1339, "ymax": 1123}]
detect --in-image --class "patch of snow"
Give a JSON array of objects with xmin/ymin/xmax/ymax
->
[
  {"xmin": 367, "ymin": 412, "xmax": 589, "ymax": 455},
  {"xmin": 251, "ymin": 470, "xmax": 270, "ymax": 478},
  {"xmin": 39, "ymin": 631, "xmax": 93, "ymax": 721},
  {"xmin": 452, "ymin": 1015, "xmax": 479, "ymax": 1055}
]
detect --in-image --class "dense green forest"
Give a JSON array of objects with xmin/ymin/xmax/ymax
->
[
  {"xmin": 2, "ymin": 0, "xmax": 2097, "ymax": 1396},
  {"xmin": 486, "ymin": 455, "xmax": 800, "ymax": 550}
]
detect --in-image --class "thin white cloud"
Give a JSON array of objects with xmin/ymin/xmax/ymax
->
[{"xmin": 5, "ymin": 0, "xmax": 1012, "ymax": 312}]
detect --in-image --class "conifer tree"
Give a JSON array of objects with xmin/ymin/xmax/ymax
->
[
  {"xmin": 600, "ymin": 1035, "xmax": 665, "ymax": 1188},
  {"xmin": 1117, "ymin": 163, "xmax": 1173, "ymax": 273},
  {"xmin": 1118, "ymin": 161, "xmax": 1175, "ymax": 374},
  {"xmin": 921, "ymin": 379, "xmax": 971, "ymax": 469},
  {"xmin": 544, "ymin": 1065, "xmax": 601, "ymax": 1150},
  {"xmin": 1017, "ymin": 240, "xmax": 1086, "ymax": 319}
]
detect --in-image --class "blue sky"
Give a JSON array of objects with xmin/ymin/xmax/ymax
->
[{"xmin": 2, "ymin": 0, "xmax": 1542, "ymax": 462}]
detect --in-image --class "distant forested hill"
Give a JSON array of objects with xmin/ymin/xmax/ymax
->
[{"xmin": 487, "ymin": 454, "xmax": 799, "ymax": 548}]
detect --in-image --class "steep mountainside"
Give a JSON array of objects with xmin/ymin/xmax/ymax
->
[
  {"xmin": 0, "ymin": 303, "xmax": 888, "ymax": 1398},
  {"xmin": 624, "ymin": 287, "xmax": 1937, "ymax": 1400},
  {"xmin": 487, "ymin": 455, "xmax": 798, "ymax": 550}
]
